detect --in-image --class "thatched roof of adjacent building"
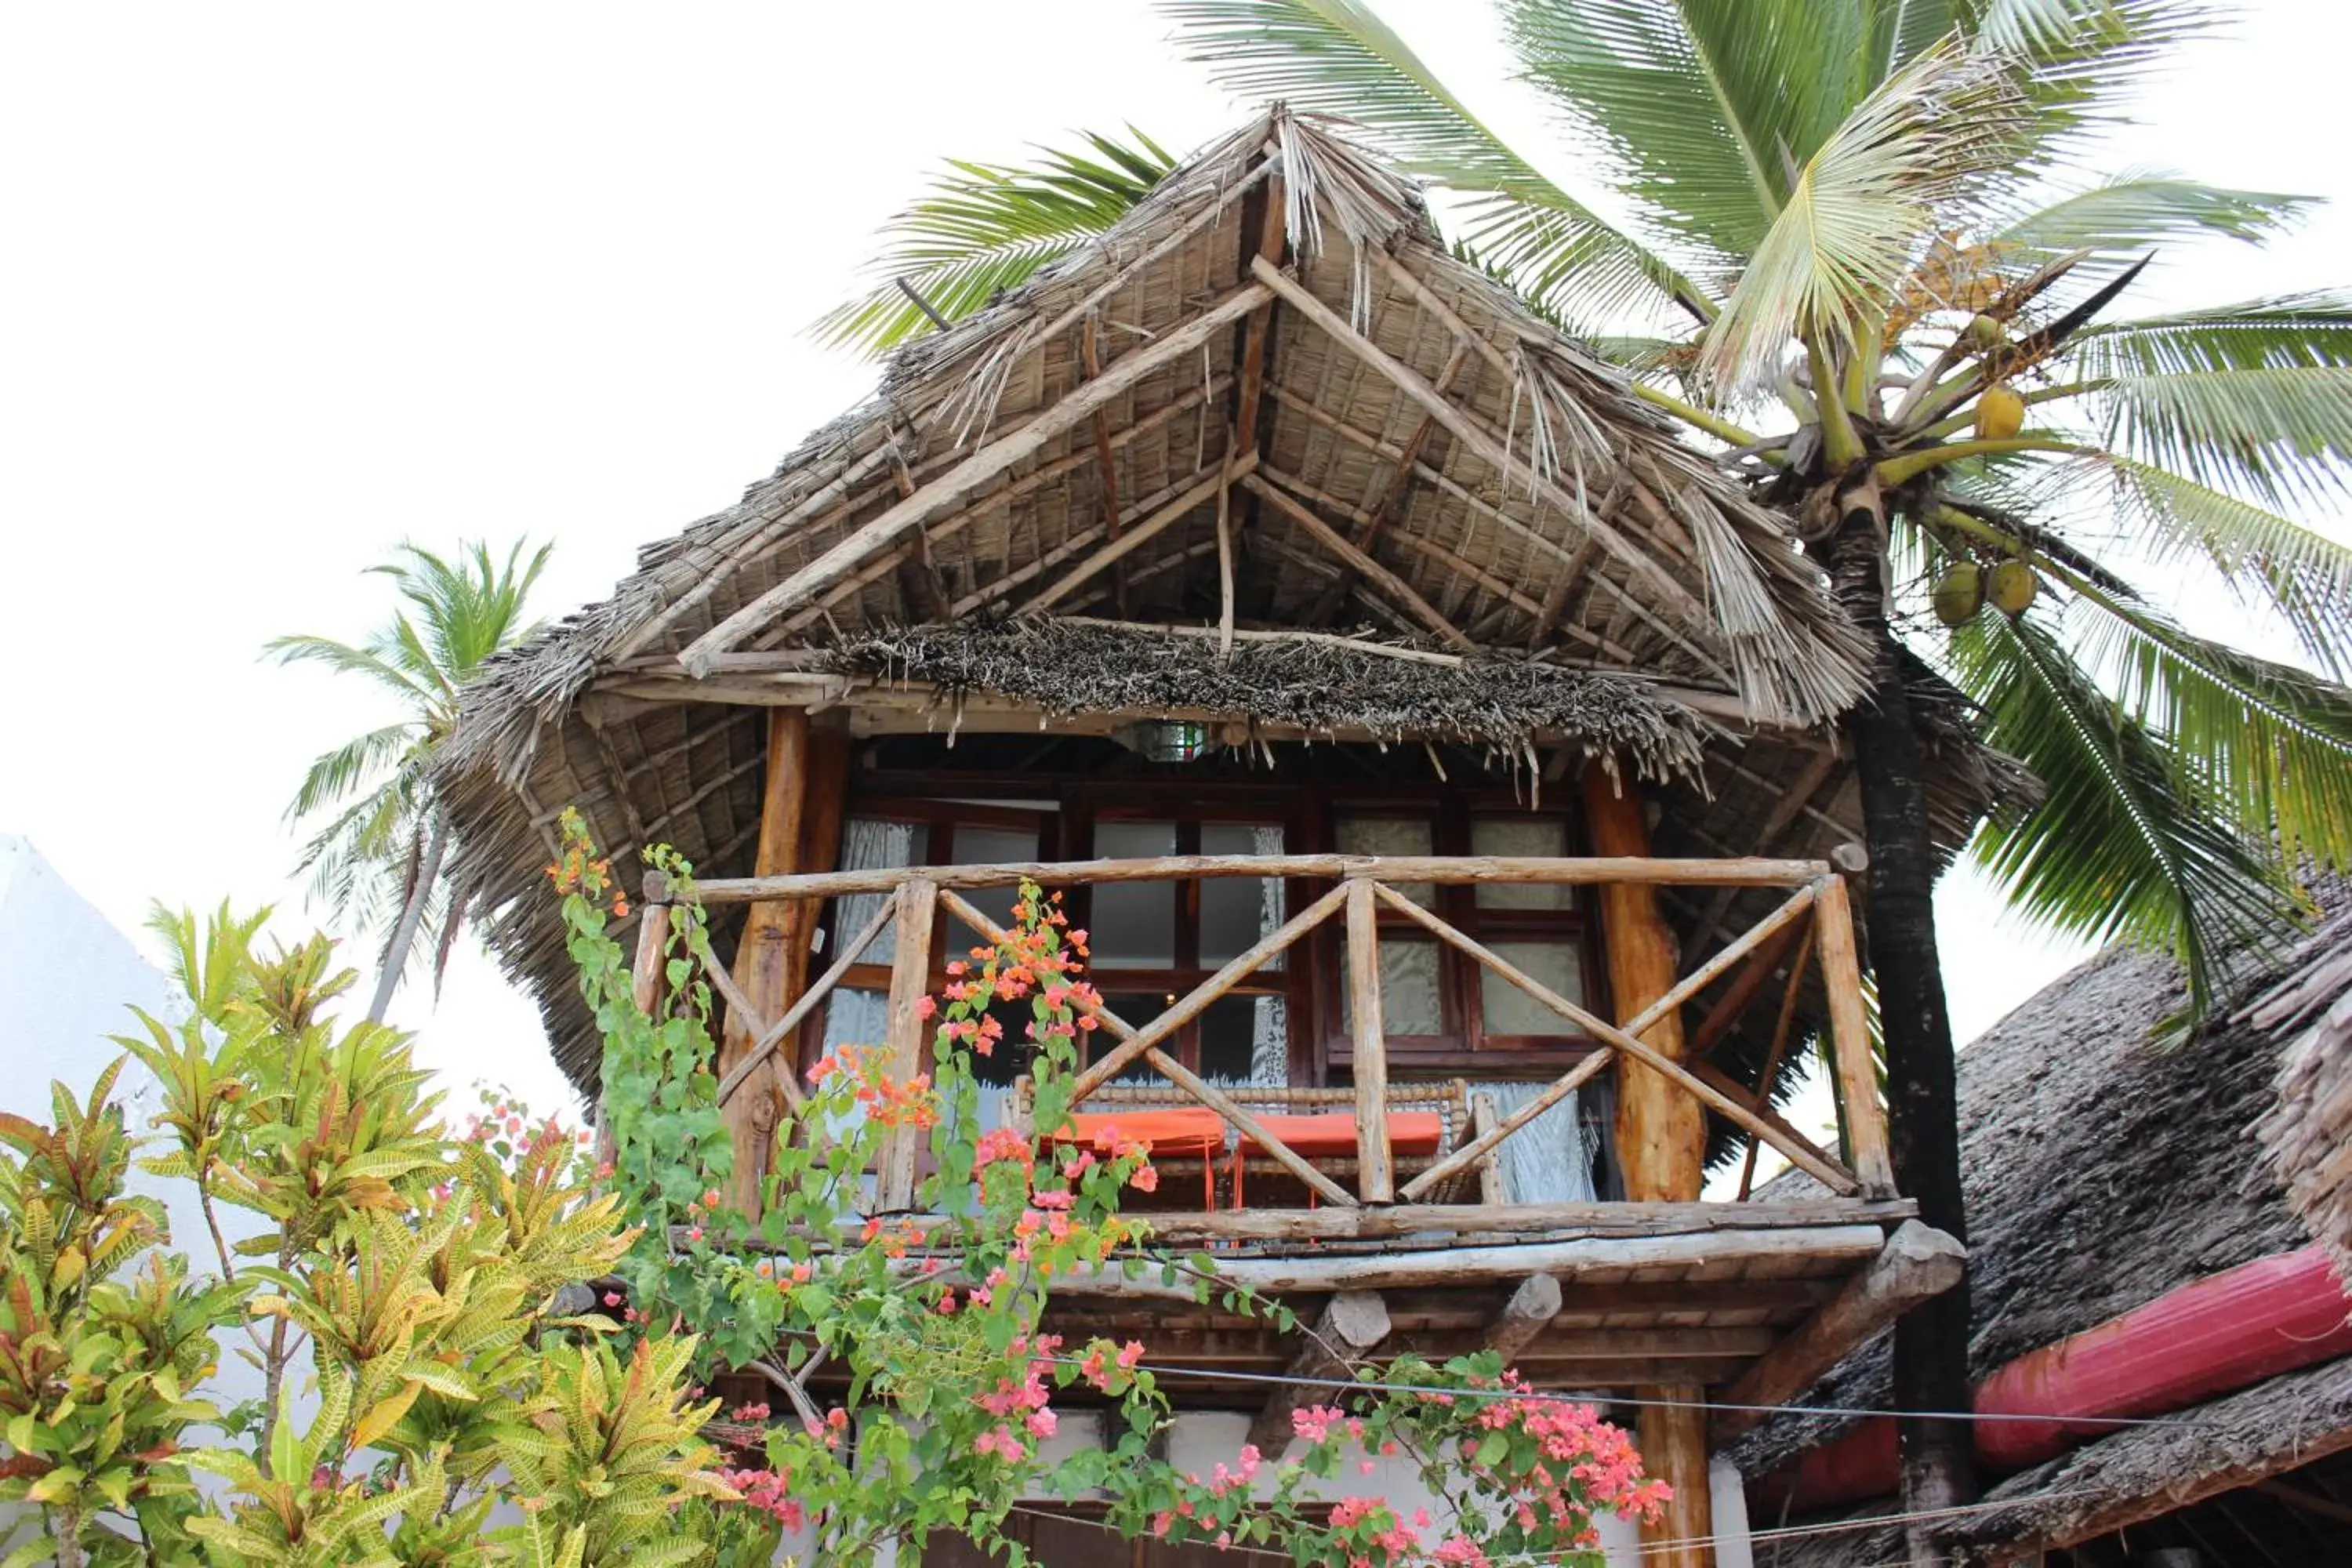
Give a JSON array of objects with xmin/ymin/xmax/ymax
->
[
  {"xmin": 434, "ymin": 109, "xmax": 2025, "ymax": 1094},
  {"xmin": 1737, "ymin": 894, "xmax": 2352, "ymax": 1564}
]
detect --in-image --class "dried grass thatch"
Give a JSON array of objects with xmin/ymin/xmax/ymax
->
[
  {"xmin": 432, "ymin": 108, "xmax": 2023, "ymax": 1096},
  {"xmin": 2257, "ymin": 907, "xmax": 2352, "ymax": 1287},
  {"xmin": 820, "ymin": 619, "xmax": 1718, "ymax": 779},
  {"xmin": 1735, "ymin": 891, "xmax": 2352, "ymax": 1562}
]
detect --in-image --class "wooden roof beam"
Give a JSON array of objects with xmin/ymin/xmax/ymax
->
[
  {"xmin": 1485, "ymin": 1274, "xmax": 1563, "ymax": 1363},
  {"xmin": 1308, "ymin": 340, "xmax": 1472, "ymax": 626},
  {"xmin": 1252, "ymin": 254, "xmax": 1715, "ymax": 636},
  {"xmin": 1023, "ymin": 453, "xmax": 1258, "ymax": 616},
  {"xmin": 1263, "ymin": 465, "xmax": 1548, "ymax": 631},
  {"xmin": 771, "ymin": 376, "xmax": 1234, "ymax": 643},
  {"xmin": 1240, "ymin": 470, "xmax": 1475, "ymax": 652},
  {"xmin": 1079, "ymin": 317, "xmax": 1131, "ymax": 616},
  {"xmin": 1710, "ymin": 1221, "xmax": 1967, "ymax": 1446},
  {"xmin": 1260, "ymin": 379, "xmax": 1726, "ymax": 681},
  {"xmin": 1248, "ymin": 1290, "xmax": 1389, "ymax": 1455},
  {"xmin": 681, "ymin": 279, "xmax": 1272, "ymax": 670}
]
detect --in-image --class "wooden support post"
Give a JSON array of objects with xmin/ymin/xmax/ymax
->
[
  {"xmin": 1484, "ymin": 1274, "xmax": 1562, "ymax": 1363},
  {"xmin": 1581, "ymin": 770, "xmax": 1704, "ymax": 1202},
  {"xmin": 1248, "ymin": 1290, "xmax": 1389, "ymax": 1455},
  {"xmin": 1345, "ymin": 878, "xmax": 1395, "ymax": 1203},
  {"xmin": 876, "ymin": 877, "xmax": 939, "ymax": 1212},
  {"xmin": 717, "ymin": 711, "xmax": 811, "ymax": 1215},
  {"xmin": 1815, "ymin": 874, "xmax": 1896, "ymax": 1196},
  {"xmin": 1581, "ymin": 761, "xmax": 1711, "ymax": 1566},
  {"xmin": 1711, "ymin": 1221, "xmax": 1966, "ymax": 1444},
  {"xmin": 1639, "ymin": 1392, "xmax": 1715, "ymax": 1568}
]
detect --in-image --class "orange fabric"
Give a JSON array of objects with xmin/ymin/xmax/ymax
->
[
  {"xmin": 1044, "ymin": 1109, "xmax": 1225, "ymax": 1159},
  {"xmin": 1242, "ymin": 1111, "xmax": 1443, "ymax": 1159}
]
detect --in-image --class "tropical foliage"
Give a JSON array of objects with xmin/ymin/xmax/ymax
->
[
  {"xmin": 818, "ymin": 0, "xmax": 2352, "ymax": 1014},
  {"xmin": 550, "ymin": 814, "xmax": 1673, "ymax": 1567},
  {"xmin": 270, "ymin": 539, "xmax": 551, "ymax": 1021},
  {"xmin": 1, "ymin": 906, "xmax": 742, "ymax": 1566}
]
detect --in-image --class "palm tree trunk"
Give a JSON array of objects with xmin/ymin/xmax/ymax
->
[
  {"xmin": 368, "ymin": 815, "xmax": 447, "ymax": 1023},
  {"xmin": 1826, "ymin": 512, "xmax": 1978, "ymax": 1559}
]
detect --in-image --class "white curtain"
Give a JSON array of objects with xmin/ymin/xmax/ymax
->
[
  {"xmin": 1485, "ymin": 1083, "xmax": 1595, "ymax": 1203},
  {"xmin": 1248, "ymin": 823, "xmax": 1288, "ymax": 1085}
]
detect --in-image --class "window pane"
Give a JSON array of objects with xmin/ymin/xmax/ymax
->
[
  {"xmin": 836, "ymin": 818, "xmax": 917, "ymax": 966},
  {"xmin": 1338, "ymin": 938, "xmax": 1443, "ymax": 1036},
  {"xmin": 1472, "ymin": 817, "xmax": 1571, "ymax": 909},
  {"xmin": 1085, "ymin": 994, "xmax": 1173, "ymax": 1084},
  {"xmin": 1480, "ymin": 942, "xmax": 1587, "ymax": 1034},
  {"xmin": 1200, "ymin": 822, "xmax": 1284, "ymax": 967},
  {"xmin": 1335, "ymin": 816, "xmax": 1436, "ymax": 906},
  {"xmin": 953, "ymin": 823, "xmax": 1039, "ymax": 865},
  {"xmin": 1090, "ymin": 822, "xmax": 1176, "ymax": 967},
  {"xmin": 1200, "ymin": 992, "xmax": 1287, "ymax": 1084}
]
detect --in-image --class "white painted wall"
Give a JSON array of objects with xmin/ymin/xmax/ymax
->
[{"xmin": 0, "ymin": 837, "xmax": 274, "ymax": 1482}]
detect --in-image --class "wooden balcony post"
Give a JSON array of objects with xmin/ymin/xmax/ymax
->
[
  {"xmin": 1345, "ymin": 877, "xmax": 1394, "ymax": 1203},
  {"xmin": 715, "ymin": 711, "xmax": 811, "ymax": 1214},
  {"xmin": 1814, "ymin": 873, "xmax": 1896, "ymax": 1196},
  {"xmin": 876, "ymin": 876, "xmax": 939, "ymax": 1213},
  {"xmin": 1581, "ymin": 764, "xmax": 1712, "ymax": 1567}
]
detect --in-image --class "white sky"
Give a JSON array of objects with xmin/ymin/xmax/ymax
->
[{"xmin": 4, "ymin": 2, "xmax": 2347, "ymax": 1125}]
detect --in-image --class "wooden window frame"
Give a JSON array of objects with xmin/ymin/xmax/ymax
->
[{"xmin": 814, "ymin": 775, "xmax": 1606, "ymax": 1088}]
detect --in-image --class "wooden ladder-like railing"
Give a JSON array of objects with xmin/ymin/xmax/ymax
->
[{"xmin": 636, "ymin": 855, "xmax": 1893, "ymax": 1211}]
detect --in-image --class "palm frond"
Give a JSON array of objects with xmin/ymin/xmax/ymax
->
[
  {"xmin": 1694, "ymin": 38, "xmax": 2030, "ymax": 395},
  {"xmin": 265, "ymin": 634, "xmax": 434, "ymax": 705},
  {"xmin": 1995, "ymin": 176, "xmax": 2311, "ymax": 263},
  {"xmin": 2089, "ymin": 365, "xmax": 2352, "ymax": 509},
  {"xmin": 1160, "ymin": 0, "xmax": 1716, "ymax": 321},
  {"xmin": 809, "ymin": 129, "xmax": 1178, "ymax": 358},
  {"xmin": 1948, "ymin": 608, "xmax": 2291, "ymax": 1020},
  {"xmin": 1503, "ymin": 0, "xmax": 1875, "ymax": 260},
  {"xmin": 283, "ymin": 722, "xmax": 426, "ymax": 825},
  {"xmin": 2056, "ymin": 449, "xmax": 2352, "ymax": 673},
  {"xmin": 2075, "ymin": 595, "xmax": 2352, "ymax": 874},
  {"xmin": 2063, "ymin": 292, "xmax": 2352, "ymax": 376},
  {"xmin": 1975, "ymin": 0, "xmax": 2223, "ymax": 164}
]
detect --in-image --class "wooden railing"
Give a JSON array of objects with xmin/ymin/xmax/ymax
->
[{"xmin": 644, "ymin": 855, "xmax": 1895, "ymax": 1211}]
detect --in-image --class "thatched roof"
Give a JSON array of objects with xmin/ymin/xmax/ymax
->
[
  {"xmin": 2259, "ymin": 919, "xmax": 2352, "ymax": 1285},
  {"xmin": 434, "ymin": 109, "xmax": 2022, "ymax": 1095},
  {"xmin": 1735, "ymin": 894, "xmax": 2352, "ymax": 1563}
]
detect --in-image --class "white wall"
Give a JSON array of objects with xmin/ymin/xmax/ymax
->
[
  {"xmin": 0, "ymin": 837, "xmax": 273, "ymax": 1455},
  {"xmin": 1022, "ymin": 1410, "xmax": 1749, "ymax": 1566}
]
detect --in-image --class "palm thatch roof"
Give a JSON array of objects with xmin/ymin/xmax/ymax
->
[
  {"xmin": 1735, "ymin": 891, "xmax": 2352, "ymax": 1563},
  {"xmin": 2259, "ymin": 920, "xmax": 2352, "ymax": 1287},
  {"xmin": 434, "ymin": 109, "xmax": 2024, "ymax": 1095}
]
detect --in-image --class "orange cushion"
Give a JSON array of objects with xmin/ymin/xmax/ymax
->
[
  {"xmin": 1044, "ymin": 1109, "xmax": 1444, "ymax": 1161},
  {"xmin": 1242, "ymin": 1111, "xmax": 1443, "ymax": 1160}
]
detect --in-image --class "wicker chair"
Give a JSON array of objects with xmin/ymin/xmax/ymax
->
[{"xmin": 1008, "ymin": 1077, "xmax": 1503, "ymax": 1208}]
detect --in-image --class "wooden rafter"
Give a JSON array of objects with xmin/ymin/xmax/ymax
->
[
  {"xmin": 1265, "ymin": 465, "xmax": 1548, "ymax": 630},
  {"xmin": 1308, "ymin": 339, "xmax": 1472, "ymax": 626},
  {"xmin": 1260, "ymin": 379, "xmax": 1724, "ymax": 678},
  {"xmin": 1253, "ymin": 255, "xmax": 1716, "ymax": 636},
  {"xmin": 1079, "ymin": 315, "xmax": 1130, "ymax": 615},
  {"xmin": 1241, "ymin": 470, "xmax": 1475, "ymax": 652},
  {"xmin": 1024, "ymin": 456, "xmax": 1258, "ymax": 616},
  {"xmin": 681, "ymin": 280, "xmax": 1272, "ymax": 670}
]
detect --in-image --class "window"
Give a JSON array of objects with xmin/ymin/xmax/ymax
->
[{"xmin": 1323, "ymin": 803, "xmax": 1599, "ymax": 1073}]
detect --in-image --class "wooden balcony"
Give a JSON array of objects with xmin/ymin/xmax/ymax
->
[{"xmin": 640, "ymin": 854, "xmax": 1951, "ymax": 1414}]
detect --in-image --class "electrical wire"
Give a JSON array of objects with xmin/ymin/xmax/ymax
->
[{"xmin": 1045, "ymin": 1353, "xmax": 2223, "ymax": 1432}]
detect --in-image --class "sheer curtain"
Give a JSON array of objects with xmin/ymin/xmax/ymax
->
[{"xmin": 1485, "ymin": 1083, "xmax": 1596, "ymax": 1203}]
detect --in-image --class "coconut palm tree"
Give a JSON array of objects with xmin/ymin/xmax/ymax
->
[
  {"xmin": 822, "ymin": 2, "xmax": 2352, "ymax": 1537},
  {"xmin": 270, "ymin": 539, "xmax": 551, "ymax": 1023}
]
